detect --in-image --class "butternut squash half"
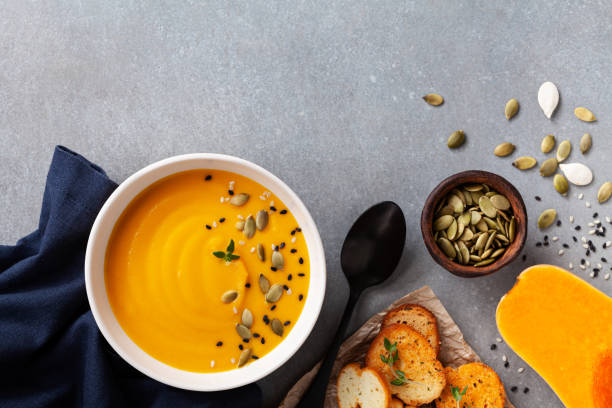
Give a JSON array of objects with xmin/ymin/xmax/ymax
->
[{"xmin": 496, "ymin": 265, "xmax": 612, "ymax": 408}]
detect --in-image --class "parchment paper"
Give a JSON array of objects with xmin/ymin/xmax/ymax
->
[{"xmin": 280, "ymin": 286, "xmax": 514, "ymax": 408}]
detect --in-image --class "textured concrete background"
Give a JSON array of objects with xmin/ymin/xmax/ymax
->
[{"xmin": 2, "ymin": 1, "xmax": 612, "ymax": 407}]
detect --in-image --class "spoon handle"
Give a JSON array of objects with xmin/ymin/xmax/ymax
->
[{"xmin": 296, "ymin": 290, "xmax": 361, "ymax": 408}]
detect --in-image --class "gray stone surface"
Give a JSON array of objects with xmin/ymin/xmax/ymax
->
[{"xmin": 2, "ymin": 1, "xmax": 612, "ymax": 407}]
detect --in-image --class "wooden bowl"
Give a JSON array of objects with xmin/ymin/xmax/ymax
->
[{"xmin": 420, "ymin": 170, "xmax": 528, "ymax": 278}]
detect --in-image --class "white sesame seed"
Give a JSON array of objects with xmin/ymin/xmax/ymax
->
[
  {"xmin": 606, "ymin": 241, "xmax": 612, "ymax": 248},
  {"xmin": 598, "ymin": 263, "xmax": 603, "ymax": 269},
  {"xmin": 590, "ymin": 271, "xmax": 595, "ymax": 278},
  {"xmin": 595, "ymin": 219, "xmax": 601, "ymax": 224},
  {"xmin": 580, "ymin": 264, "xmax": 587, "ymax": 270},
  {"xmin": 605, "ymin": 273, "xmax": 610, "ymax": 280},
  {"xmin": 568, "ymin": 263, "xmax": 574, "ymax": 269},
  {"xmin": 250, "ymin": 247, "xmax": 255, "ymax": 253},
  {"xmin": 265, "ymin": 191, "xmax": 271, "ymax": 197},
  {"xmin": 239, "ymin": 240, "xmax": 245, "ymax": 245},
  {"xmin": 586, "ymin": 260, "xmax": 591, "ymax": 267},
  {"xmin": 589, "ymin": 230, "xmax": 596, "ymax": 235},
  {"xmin": 578, "ymin": 193, "xmax": 584, "ymax": 200},
  {"xmin": 552, "ymin": 236, "xmax": 559, "ymax": 242},
  {"xmin": 224, "ymin": 197, "xmax": 230, "ymax": 202},
  {"xmin": 220, "ymin": 197, "xmax": 224, "ymax": 203},
  {"xmin": 588, "ymin": 222, "xmax": 595, "ymax": 227},
  {"xmin": 270, "ymin": 201, "xmax": 275, "ymax": 207},
  {"xmin": 583, "ymin": 244, "xmax": 590, "ymax": 249},
  {"xmin": 518, "ymin": 367, "xmax": 525, "ymax": 373},
  {"xmin": 558, "ymin": 250, "xmax": 565, "ymax": 256},
  {"xmin": 238, "ymin": 214, "xmax": 244, "ymax": 220},
  {"xmin": 287, "ymin": 288, "xmax": 292, "ymax": 295},
  {"xmin": 233, "ymin": 306, "xmax": 238, "ymax": 314},
  {"xmin": 496, "ymin": 337, "xmax": 503, "ymax": 343},
  {"xmin": 291, "ymin": 237, "xmax": 297, "ymax": 243},
  {"xmin": 259, "ymin": 196, "xmax": 266, "ymax": 200},
  {"xmin": 231, "ymin": 358, "xmax": 236, "ymax": 364},
  {"xmin": 229, "ymin": 181, "xmax": 235, "ymax": 187},
  {"xmin": 211, "ymin": 360, "xmax": 215, "ymax": 368},
  {"xmin": 569, "ymin": 216, "xmax": 575, "ymax": 223},
  {"xmin": 271, "ymin": 244, "xmax": 276, "ymax": 250},
  {"xmin": 582, "ymin": 236, "xmax": 588, "ymax": 243},
  {"xmin": 606, "ymin": 216, "xmax": 611, "ymax": 223},
  {"xmin": 586, "ymin": 201, "xmax": 592, "ymax": 208},
  {"xmin": 502, "ymin": 355, "xmax": 507, "ymax": 362},
  {"xmin": 212, "ymin": 221, "xmax": 217, "ymax": 227}
]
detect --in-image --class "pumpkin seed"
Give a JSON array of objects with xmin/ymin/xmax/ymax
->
[
  {"xmin": 508, "ymin": 217, "xmax": 516, "ymax": 242},
  {"xmin": 478, "ymin": 196, "xmax": 497, "ymax": 218},
  {"xmin": 459, "ymin": 242, "xmax": 470, "ymax": 265},
  {"xmin": 460, "ymin": 228, "xmax": 474, "ymax": 241},
  {"xmin": 265, "ymin": 284, "xmax": 283, "ymax": 303},
  {"xmin": 258, "ymin": 274, "xmax": 270, "ymax": 294},
  {"xmin": 446, "ymin": 219, "xmax": 458, "ymax": 241},
  {"xmin": 512, "ymin": 156, "xmax": 537, "ymax": 170},
  {"xmin": 464, "ymin": 184, "xmax": 484, "ymax": 192},
  {"xmin": 481, "ymin": 248, "xmax": 493, "ymax": 260},
  {"xmin": 447, "ymin": 130, "xmax": 465, "ymax": 149},
  {"xmin": 484, "ymin": 231, "xmax": 497, "ymax": 253},
  {"xmin": 476, "ymin": 220, "xmax": 488, "ymax": 232},
  {"xmin": 574, "ymin": 107, "xmax": 596, "ymax": 122},
  {"xmin": 538, "ymin": 82, "xmax": 559, "ymax": 119},
  {"xmin": 230, "ymin": 193, "xmax": 250, "ymax": 206},
  {"xmin": 236, "ymin": 324, "xmax": 252, "ymax": 339},
  {"xmin": 541, "ymin": 134, "xmax": 556, "ymax": 153},
  {"xmin": 490, "ymin": 194, "xmax": 511, "ymax": 211},
  {"xmin": 556, "ymin": 140, "xmax": 571, "ymax": 162},
  {"xmin": 505, "ymin": 98, "xmax": 519, "ymax": 120},
  {"xmin": 474, "ymin": 232, "xmax": 489, "ymax": 251},
  {"xmin": 559, "ymin": 163, "xmax": 593, "ymax": 186},
  {"xmin": 238, "ymin": 348, "xmax": 252, "ymax": 367},
  {"xmin": 598, "ymin": 182, "xmax": 612, "ymax": 204},
  {"xmin": 474, "ymin": 258, "xmax": 495, "ymax": 267},
  {"xmin": 256, "ymin": 210, "xmax": 268, "ymax": 231},
  {"xmin": 538, "ymin": 209, "xmax": 557, "ymax": 229},
  {"xmin": 458, "ymin": 212, "xmax": 471, "ymax": 226},
  {"xmin": 243, "ymin": 216, "xmax": 256, "ymax": 238},
  {"xmin": 235, "ymin": 220, "xmax": 245, "ymax": 231},
  {"xmin": 434, "ymin": 215, "xmax": 455, "ymax": 231},
  {"xmin": 270, "ymin": 318, "xmax": 284, "ymax": 337},
  {"xmin": 437, "ymin": 205, "xmax": 454, "ymax": 216},
  {"xmin": 437, "ymin": 237, "xmax": 456, "ymax": 258},
  {"xmin": 221, "ymin": 290, "xmax": 238, "ymax": 303},
  {"xmin": 553, "ymin": 174, "xmax": 569, "ymax": 195},
  {"xmin": 448, "ymin": 194, "xmax": 465, "ymax": 213},
  {"xmin": 494, "ymin": 142, "xmax": 515, "ymax": 157},
  {"xmin": 423, "ymin": 93, "xmax": 444, "ymax": 106},
  {"xmin": 580, "ymin": 133, "xmax": 592, "ymax": 154},
  {"xmin": 492, "ymin": 248, "xmax": 506, "ymax": 258},
  {"xmin": 241, "ymin": 309, "xmax": 253, "ymax": 328},
  {"xmin": 470, "ymin": 211, "xmax": 482, "ymax": 225},
  {"xmin": 271, "ymin": 251, "xmax": 284, "ymax": 270},
  {"xmin": 539, "ymin": 157, "xmax": 558, "ymax": 177}
]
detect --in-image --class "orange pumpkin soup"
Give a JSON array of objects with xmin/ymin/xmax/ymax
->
[
  {"xmin": 105, "ymin": 170, "xmax": 310, "ymax": 372},
  {"xmin": 496, "ymin": 265, "xmax": 612, "ymax": 408}
]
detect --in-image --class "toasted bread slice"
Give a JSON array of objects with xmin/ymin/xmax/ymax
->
[
  {"xmin": 365, "ymin": 324, "xmax": 446, "ymax": 406},
  {"xmin": 337, "ymin": 363, "xmax": 390, "ymax": 408},
  {"xmin": 434, "ymin": 362, "xmax": 506, "ymax": 408},
  {"xmin": 382, "ymin": 304, "xmax": 441, "ymax": 355}
]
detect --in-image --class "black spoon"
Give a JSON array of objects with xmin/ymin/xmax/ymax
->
[{"xmin": 297, "ymin": 201, "xmax": 406, "ymax": 407}]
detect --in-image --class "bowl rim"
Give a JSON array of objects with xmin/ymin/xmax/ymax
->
[
  {"xmin": 420, "ymin": 170, "xmax": 528, "ymax": 277},
  {"xmin": 84, "ymin": 153, "xmax": 326, "ymax": 391}
]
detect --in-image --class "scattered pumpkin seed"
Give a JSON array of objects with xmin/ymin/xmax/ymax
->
[
  {"xmin": 553, "ymin": 174, "xmax": 569, "ymax": 196},
  {"xmin": 238, "ymin": 348, "xmax": 252, "ymax": 367},
  {"xmin": 574, "ymin": 107, "xmax": 596, "ymax": 122},
  {"xmin": 505, "ymin": 98, "xmax": 519, "ymax": 120},
  {"xmin": 265, "ymin": 284, "xmax": 283, "ymax": 303},
  {"xmin": 538, "ymin": 82, "xmax": 559, "ymax": 119},
  {"xmin": 270, "ymin": 318, "xmax": 284, "ymax": 337},
  {"xmin": 537, "ymin": 209, "xmax": 557, "ymax": 229},
  {"xmin": 256, "ymin": 210, "xmax": 269, "ymax": 231},
  {"xmin": 580, "ymin": 133, "xmax": 592, "ymax": 154},
  {"xmin": 541, "ymin": 134, "xmax": 556, "ymax": 153},
  {"xmin": 236, "ymin": 324, "xmax": 252, "ymax": 340},
  {"xmin": 271, "ymin": 251, "xmax": 284, "ymax": 270},
  {"xmin": 494, "ymin": 142, "xmax": 516, "ymax": 157},
  {"xmin": 221, "ymin": 290, "xmax": 238, "ymax": 303},
  {"xmin": 447, "ymin": 130, "xmax": 465, "ymax": 149},
  {"xmin": 235, "ymin": 220, "xmax": 245, "ymax": 231},
  {"xmin": 423, "ymin": 93, "xmax": 444, "ymax": 106},
  {"xmin": 556, "ymin": 140, "xmax": 571, "ymax": 162},
  {"xmin": 539, "ymin": 157, "xmax": 558, "ymax": 177},
  {"xmin": 243, "ymin": 215, "xmax": 256, "ymax": 239},
  {"xmin": 257, "ymin": 243, "xmax": 265, "ymax": 262},
  {"xmin": 598, "ymin": 182, "xmax": 612, "ymax": 204},
  {"xmin": 241, "ymin": 309, "xmax": 253, "ymax": 328},
  {"xmin": 512, "ymin": 156, "xmax": 537, "ymax": 170},
  {"xmin": 230, "ymin": 193, "xmax": 250, "ymax": 206},
  {"xmin": 258, "ymin": 274, "xmax": 270, "ymax": 294},
  {"xmin": 559, "ymin": 163, "xmax": 593, "ymax": 186}
]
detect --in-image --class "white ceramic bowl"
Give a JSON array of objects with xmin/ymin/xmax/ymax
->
[{"xmin": 85, "ymin": 154, "xmax": 326, "ymax": 391}]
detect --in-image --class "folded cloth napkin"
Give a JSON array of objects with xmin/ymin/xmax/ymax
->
[{"xmin": 0, "ymin": 146, "xmax": 262, "ymax": 408}]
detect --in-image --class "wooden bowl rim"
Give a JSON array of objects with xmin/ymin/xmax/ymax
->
[{"xmin": 420, "ymin": 170, "xmax": 528, "ymax": 278}]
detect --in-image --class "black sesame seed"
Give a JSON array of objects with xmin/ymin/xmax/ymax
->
[
  {"xmin": 556, "ymin": 220, "xmax": 562, "ymax": 227},
  {"xmin": 261, "ymin": 337, "xmax": 265, "ymax": 344},
  {"xmin": 544, "ymin": 235, "xmax": 549, "ymax": 241},
  {"xmin": 299, "ymin": 257, "xmax": 304, "ymax": 264},
  {"xmin": 228, "ymin": 190, "xmax": 234, "ymax": 195},
  {"xmin": 593, "ymin": 212, "xmax": 599, "ymax": 218},
  {"xmin": 252, "ymin": 355, "xmax": 259, "ymax": 360},
  {"xmin": 563, "ymin": 243, "xmax": 570, "ymax": 249},
  {"xmin": 535, "ymin": 196, "xmax": 542, "ymax": 201},
  {"xmin": 280, "ymin": 242, "xmax": 285, "ymax": 249},
  {"xmin": 271, "ymin": 267, "xmax": 277, "ymax": 272},
  {"xmin": 280, "ymin": 209, "xmax": 287, "ymax": 215},
  {"xmin": 581, "ymin": 259, "xmax": 586, "ymax": 265},
  {"xmin": 284, "ymin": 321, "xmax": 291, "ymax": 326},
  {"xmin": 576, "ymin": 226, "xmax": 582, "ymax": 231},
  {"xmin": 205, "ymin": 225, "xmax": 212, "ymax": 230},
  {"xmin": 283, "ymin": 285, "xmax": 289, "ymax": 290},
  {"xmin": 288, "ymin": 274, "xmax": 292, "ymax": 281},
  {"xmin": 490, "ymin": 344, "xmax": 497, "ymax": 350},
  {"xmin": 573, "ymin": 236, "xmax": 578, "ymax": 242},
  {"xmin": 274, "ymin": 246, "xmax": 279, "ymax": 251},
  {"xmin": 543, "ymin": 242, "xmax": 549, "ymax": 247},
  {"xmin": 290, "ymin": 230, "xmax": 296, "ymax": 235},
  {"xmin": 253, "ymin": 333, "xmax": 260, "ymax": 338},
  {"xmin": 586, "ymin": 249, "xmax": 591, "ymax": 256},
  {"xmin": 270, "ymin": 206, "xmax": 277, "ymax": 211},
  {"xmin": 298, "ymin": 273, "xmax": 305, "ymax": 277},
  {"xmin": 594, "ymin": 268, "xmax": 600, "ymax": 273},
  {"xmin": 593, "ymin": 269, "xmax": 600, "ymax": 277},
  {"xmin": 290, "ymin": 249, "xmax": 297, "ymax": 253},
  {"xmin": 219, "ymin": 217, "xmax": 225, "ymax": 223},
  {"xmin": 239, "ymin": 344, "xmax": 244, "ymax": 350},
  {"xmin": 245, "ymin": 283, "xmax": 251, "ymax": 288},
  {"xmin": 263, "ymin": 315, "xmax": 270, "ymax": 324},
  {"xmin": 511, "ymin": 386, "xmax": 518, "ymax": 393},
  {"xmin": 504, "ymin": 361, "xmax": 510, "ymax": 368},
  {"xmin": 602, "ymin": 257, "xmax": 608, "ymax": 263},
  {"xmin": 299, "ymin": 294, "xmax": 303, "ymax": 301},
  {"xmin": 205, "ymin": 175, "xmax": 212, "ymax": 181},
  {"xmin": 536, "ymin": 242, "xmax": 542, "ymax": 247},
  {"xmin": 216, "ymin": 341, "xmax": 223, "ymax": 347},
  {"xmin": 523, "ymin": 387, "xmax": 530, "ymax": 394},
  {"xmin": 297, "ymin": 228, "xmax": 301, "ymax": 232},
  {"xmin": 243, "ymin": 338, "xmax": 249, "ymax": 343},
  {"xmin": 271, "ymin": 305, "xmax": 276, "ymax": 311},
  {"xmin": 522, "ymin": 254, "xmax": 527, "ymax": 261}
]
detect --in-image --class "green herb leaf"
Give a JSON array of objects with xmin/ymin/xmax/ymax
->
[
  {"xmin": 213, "ymin": 251, "xmax": 226, "ymax": 258},
  {"xmin": 229, "ymin": 254, "xmax": 240, "ymax": 260},
  {"xmin": 213, "ymin": 240, "xmax": 240, "ymax": 263},
  {"xmin": 390, "ymin": 379, "xmax": 405, "ymax": 386},
  {"xmin": 384, "ymin": 338, "xmax": 391, "ymax": 351},
  {"xmin": 227, "ymin": 239, "xmax": 235, "ymax": 254}
]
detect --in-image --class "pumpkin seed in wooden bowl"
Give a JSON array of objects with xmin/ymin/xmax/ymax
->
[{"xmin": 421, "ymin": 170, "xmax": 527, "ymax": 278}]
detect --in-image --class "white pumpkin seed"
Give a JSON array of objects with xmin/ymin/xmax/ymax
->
[
  {"xmin": 538, "ymin": 81, "xmax": 559, "ymax": 119},
  {"xmin": 559, "ymin": 163, "xmax": 593, "ymax": 186}
]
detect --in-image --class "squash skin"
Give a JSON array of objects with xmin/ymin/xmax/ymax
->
[{"xmin": 496, "ymin": 265, "xmax": 612, "ymax": 408}]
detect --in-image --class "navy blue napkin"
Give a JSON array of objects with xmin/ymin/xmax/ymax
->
[{"xmin": 0, "ymin": 146, "xmax": 262, "ymax": 408}]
